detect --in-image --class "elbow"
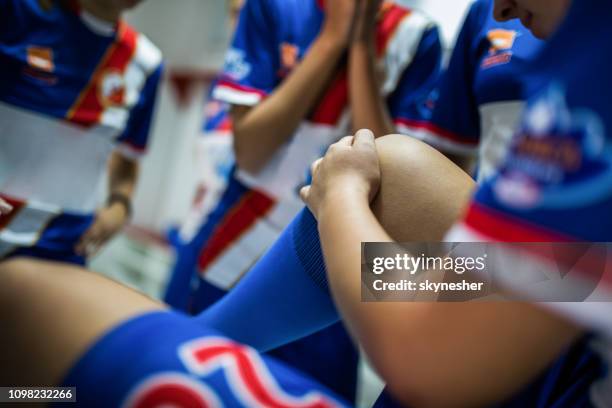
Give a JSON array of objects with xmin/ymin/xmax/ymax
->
[
  {"xmin": 233, "ymin": 143, "xmax": 264, "ymax": 175},
  {"xmin": 232, "ymin": 131, "xmax": 267, "ymax": 175}
]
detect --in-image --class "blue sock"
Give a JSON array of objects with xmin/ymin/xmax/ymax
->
[
  {"xmin": 195, "ymin": 208, "xmax": 339, "ymax": 351},
  {"xmin": 163, "ymin": 239, "xmax": 198, "ymax": 312}
]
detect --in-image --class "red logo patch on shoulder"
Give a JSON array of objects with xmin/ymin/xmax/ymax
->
[{"xmin": 98, "ymin": 69, "xmax": 126, "ymax": 107}]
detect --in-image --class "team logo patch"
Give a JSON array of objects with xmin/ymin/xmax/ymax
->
[
  {"xmin": 493, "ymin": 85, "xmax": 612, "ymax": 209},
  {"xmin": 27, "ymin": 46, "xmax": 54, "ymax": 72},
  {"xmin": 178, "ymin": 337, "xmax": 341, "ymax": 407},
  {"xmin": 224, "ymin": 48, "xmax": 252, "ymax": 82},
  {"xmin": 98, "ymin": 69, "xmax": 126, "ymax": 107},
  {"xmin": 280, "ymin": 43, "xmax": 299, "ymax": 71},
  {"xmin": 482, "ymin": 29, "xmax": 517, "ymax": 69}
]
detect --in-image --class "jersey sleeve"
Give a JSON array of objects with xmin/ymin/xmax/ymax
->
[
  {"xmin": 115, "ymin": 64, "xmax": 163, "ymax": 159},
  {"xmin": 0, "ymin": 0, "xmax": 20, "ymax": 43},
  {"xmin": 212, "ymin": 0, "xmax": 280, "ymax": 107},
  {"xmin": 388, "ymin": 25, "xmax": 443, "ymax": 133},
  {"xmin": 405, "ymin": 1, "xmax": 488, "ymax": 156}
]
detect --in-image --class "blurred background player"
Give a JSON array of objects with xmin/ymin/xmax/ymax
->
[
  {"xmin": 189, "ymin": 0, "xmax": 441, "ymax": 313},
  {"xmin": 0, "ymin": 0, "xmax": 162, "ymax": 265},
  {"xmin": 163, "ymin": 0, "xmax": 443, "ymax": 402},
  {"xmin": 407, "ymin": 0, "xmax": 544, "ymax": 181}
]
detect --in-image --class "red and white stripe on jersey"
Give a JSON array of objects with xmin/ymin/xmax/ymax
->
[
  {"xmin": 197, "ymin": 189, "xmax": 276, "ymax": 274},
  {"xmin": 178, "ymin": 337, "xmax": 341, "ymax": 408},
  {"xmin": 458, "ymin": 202, "xmax": 573, "ymax": 242},
  {"xmin": 66, "ymin": 21, "xmax": 162, "ymax": 158},
  {"xmin": 395, "ymin": 118, "xmax": 480, "ymax": 156},
  {"xmin": 446, "ymin": 205, "xmax": 612, "ymax": 338},
  {"xmin": 213, "ymin": 80, "xmax": 268, "ymax": 107},
  {"xmin": 198, "ymin": 193, "xmax": 303, "ymax": 290},
  {"xmin": 0, "ymin": 194, "xmax": 60, "ymax": 257}
]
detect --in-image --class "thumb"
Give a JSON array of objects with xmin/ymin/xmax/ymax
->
[
  {"xmin": 353, "ymin": 128, "xmax": 375, "ymax": 148},
  {"xmin": 299, "ymin": 185, "xmax": 311, "ymax": 204}
]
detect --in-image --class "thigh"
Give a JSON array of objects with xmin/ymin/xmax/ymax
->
[{"xmin": 0, "ymin": 258, "xmax": 165, "ymax": 387}]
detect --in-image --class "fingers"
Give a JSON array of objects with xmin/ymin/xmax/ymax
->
[
  {"xmin": 0, "ymin": 199, "xmax": 13, "ymax": 215},
  {"xmin": 75, "ymin": 228, "xmax": 95, "ymax": 256},
  {"xmin": 299, "ymin": 185, "xmax": 311, "ymax": 204},
  {"xmin": 310, "ymin": 158, "xmax": 323, "ymax": 177},
  {"xmin": 353, "ymin": 128, "xmax": 375, "ymax": 148},
  {"xmin": 75, "ymin": 224, "xmax": 107, "ymax": 257},
  {"xmin": 337, "ymin": 135, "xmax": 354, "ymax": 147}
]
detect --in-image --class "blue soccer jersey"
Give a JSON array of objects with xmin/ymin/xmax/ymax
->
[
  {"xmin": 447, "ymin": 0, "xmax": 612, "ymax": 404},
  {"xmin": 0, "ymin": 0, "xmax": 162, "ymax": 264},
  {"xmin": 405, "ymin": 0, "xmax": 545, "ymax": 181}
]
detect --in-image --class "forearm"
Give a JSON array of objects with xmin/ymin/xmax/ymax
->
[
  {"xmin": 108, "ymin": 152, "xmax": 139, "ymax": 199},
  {"xmin": 349, "ymin": 41, "xmax": 395, "ymax": 136},
  {"xmin": 233, "ymin": 36, "xmax": 346, "ymax": 173},
  {"xmin": 318, "ymin": 195, "xmax": 580, "ymax": 406},
  {"xmin": 317, "ymin": 191, "xmax": 396, "ymax": 352}
]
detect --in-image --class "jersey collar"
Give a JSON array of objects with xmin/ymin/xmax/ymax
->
[
  {"xmin": 66, "ymin": 0, "xmax": 119, "ymax": 37},
  {"xmin": 80, "ymin": 10, "xmax": 117, "ymax": 37}
]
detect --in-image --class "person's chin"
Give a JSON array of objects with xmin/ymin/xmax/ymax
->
[{"xmin": 525, "ymin": 21, "xmax": 550, "ymax": 40}]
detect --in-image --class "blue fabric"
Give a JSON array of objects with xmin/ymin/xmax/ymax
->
[
  {"xmin": 469, "ymin": 0, "xmax": 612, "ymax": 241},
  {"xmin": 3, "ymin": 212, "xmax": 94, "ymax": 265},
  {"xmin": 195, "ymin": 208, "xmax": 338, "ymax": 352},
  {"xmin": 58, "ymin": 311, "xmax": 348, "ymax": 408},
  {"xmin": 388, "ymin": 26, "xmax": 442, "ymax": 124},
  {"xmin": 116, "ymin": 64, "xmax": 163, "ymax": 151},
  {"xmin": 164, "ymin": 168, "xmax": 250, "ymax": 311},
  {"xmin": 429, "ymin": 0, "xmax": 544, "ymax": 145}
]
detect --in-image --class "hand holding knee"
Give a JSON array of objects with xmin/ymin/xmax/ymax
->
[{"xmin": 300, "ymin": 129, "xmax": 380, "ymax": 219}]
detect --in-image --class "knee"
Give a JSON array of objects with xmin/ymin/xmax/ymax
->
[{"xmin": 372, "ymin": 134, "xmax": 476, "ymax": 241}]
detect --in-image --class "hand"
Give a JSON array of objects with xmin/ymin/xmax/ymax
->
[
  {"xmin": 76, "ymin": 203, "xmax": 128, "ymax": 257},
  {"xmin": 352, "ymin": 0, "xmax": 383, "ymax": 43},
  {"xmin": 0, "ymin": 198, "xmax": 13, "ymax": 216},
  {"xmin": 300, "ymin": 129, "xmax": 380, "ymax": 219},
  {"xmin": 321, "ymin": 0, "xmax": 358, "ymax": 46}
]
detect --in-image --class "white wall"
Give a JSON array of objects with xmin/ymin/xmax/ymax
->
[
  {"xmin": 399, "ymin": 0, "xmax": 472, "ymax": 48},
  {"xmin": 125, "ymin": 1, "xmax": 231, "ymax": 232},
  {"xmin": 125, "ymin": 0, "xmax": 474, "ymax": 234}
]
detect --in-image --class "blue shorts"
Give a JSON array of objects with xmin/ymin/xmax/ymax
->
[
  {"xmin": 58, "ymin": 311, "xmax": 348, "ymax": 408},
  {"xmin": 1, "ymin": 212, "xmax": 93, "ymax": 266},
  {"xmin": 6, "ymin": 246, "xmax": 86, "ymax": 266}
]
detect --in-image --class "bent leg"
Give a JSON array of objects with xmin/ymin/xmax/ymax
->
[
  {"xmin": 0, "ymin": 258, "xmax": 165, "ymax": 386},
  {"xmin": 0, "ymin": 263, "xmax": 349, "ymax": 407},
  {"xmin": 196, "ymin": 135, "xmax": 476, "ymax": 349},
  {"xmin": 0, "ymin": 135, "xmax": 475, "ymax": 386}
]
